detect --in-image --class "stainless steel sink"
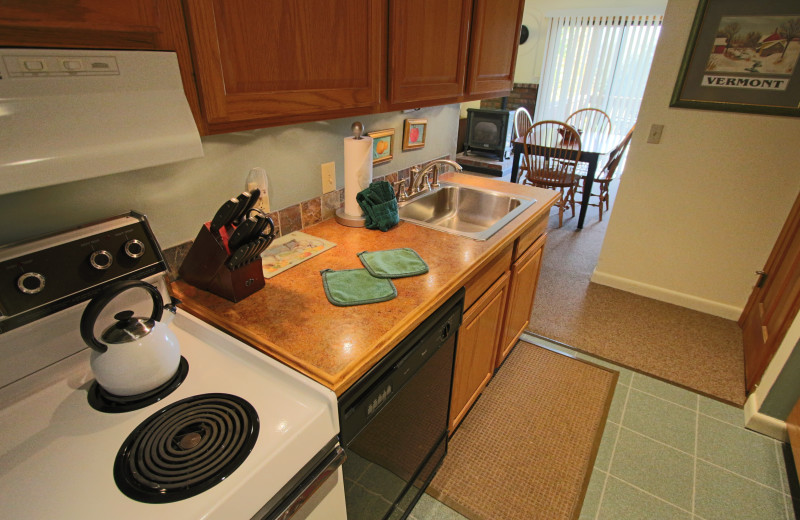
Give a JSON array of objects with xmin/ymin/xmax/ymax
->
[{"xmin": 398, "ymin": 182, "xmax": 536, "ymax": 240}]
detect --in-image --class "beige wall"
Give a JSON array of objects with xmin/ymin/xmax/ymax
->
[
  {"xmin": 591, "ymin": 0, "xmax": 800, "ymax": 319},
  {"xmin": 0, "ymin": 105, "xmax": 459, "ymax": 249}
]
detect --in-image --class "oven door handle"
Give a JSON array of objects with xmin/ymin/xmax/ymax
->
[{"xmin": 267, "ymin": 445, "xmax": 346, "ymax": 520}]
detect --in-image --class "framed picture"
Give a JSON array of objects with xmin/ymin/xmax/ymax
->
[
  {"xmin": 670, "ymin": 0, "xmax": 800, "ymax": 117},
  {"xmin": 367, "ymin": 129, "xmax": 394, "ymax": 165},
  {"xmin": 402, "ymin": 119, "xmax": 427, "ymax": 150}
]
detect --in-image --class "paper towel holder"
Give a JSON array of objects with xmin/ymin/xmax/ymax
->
[
  {"xmin": 335, "ymin": 207, "xmax": 367, "ymax": 227},
  {"xmin": 336, "ymin": 121, "xmax": 369, "ymax": 227},
  {"xmin": 351, "ymin": 121, "xmax": 364, "ymax": 139}
]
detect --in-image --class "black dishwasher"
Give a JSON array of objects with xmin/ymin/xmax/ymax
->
[{"xmin": 338, "ymin": 288, "xmax": 464, "ymax": 520}]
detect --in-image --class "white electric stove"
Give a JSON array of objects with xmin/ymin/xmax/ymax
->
[{"xmin": 0, "ymin": 213, "xmax": 347, "ymax": 519}]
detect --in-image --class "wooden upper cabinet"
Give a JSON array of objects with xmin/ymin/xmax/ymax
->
[
  {"xmin": 0, "ymin": 0, "xmax": 203, "ymax": 130},
  {"xmin": 0, "ymin": 1, "xmax": 179, "ymax": 49},
  {"xmin": 466, "ymin": 0, "xmax": 524, "ymax": 97},
  {"xmin": 182, "ymin": 0, "xmax": 385, "ymax": 132},
  {"xmin": 387, "ymin": 0, "xmax": 472, "ymax": 108}
]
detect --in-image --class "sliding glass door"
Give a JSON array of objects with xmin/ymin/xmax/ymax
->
[{"xmin": 534, "ymin": 14, "xmax": 662, "ymax": 141}]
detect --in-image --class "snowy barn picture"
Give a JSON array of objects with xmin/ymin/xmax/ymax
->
[{"xmin": 705, "ymin": 15, "xmax": 800, "ymax": 75}]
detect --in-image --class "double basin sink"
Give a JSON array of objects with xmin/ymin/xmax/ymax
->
[{"xmin": 398, "ymin": 182, "xmax": 536, "ymax": 241}]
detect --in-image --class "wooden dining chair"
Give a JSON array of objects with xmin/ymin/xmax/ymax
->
[
  {"xmin": 520, "ymin": 121, "xmax": 582, "ymax": 228},
  {"xmin": 513, "ymin": 107, "xmax": 533, "ymax": 139},
  {"xmin": 566, "ymin": 108, "xmax": 612, "ymax": 137},
  {"xmin": 579, "ymin": 125, "xmax": 635, "ymax": 221}
]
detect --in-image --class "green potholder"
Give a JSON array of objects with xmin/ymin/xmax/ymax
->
[
  {"xmin": 357, "ymin": 248, "xmax": 429, "ymax": 279},
  {"xmin": 321, "ymin": 268, "xmax": 397, "ymax": 306}
]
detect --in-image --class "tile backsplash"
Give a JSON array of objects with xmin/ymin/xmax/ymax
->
[{"xmin": 163, "ymin": 157, "xmax": 449, "ymax": 280}]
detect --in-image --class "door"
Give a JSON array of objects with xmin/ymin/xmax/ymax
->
[
  {"xmin": 387, "ymin": 0, "xmax": 472, "ymax": 108},
  {"xmin": 497, "ymin": 234, "xmax": 545, "ymax": 369},
  {"xmin": 465, "ymin": 0, "xmax": 524, "ymax": 97},
  {"xmin": 740, "ymin": 189, "xmax": 800, "ymax": 395},
  {"xmin": 449, "ymin": 272, "xmax": 509, "ymax": 432}
]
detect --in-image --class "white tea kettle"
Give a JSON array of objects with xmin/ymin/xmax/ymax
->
[{"xmin": 80, "ymin": 280, "xmax": 181, "ymax": 396}]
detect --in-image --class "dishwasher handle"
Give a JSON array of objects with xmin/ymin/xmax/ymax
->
[{"xmin": 263, "ymin": 445, "xmax": 346, "ymax": 520}]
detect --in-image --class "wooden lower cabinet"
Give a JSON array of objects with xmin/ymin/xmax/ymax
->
[
  {"xmin": 448, "ymin": 220, "xmax": 548, "ymax": 434},
  {"xmin": 449, "ymin": 271, "xmax": 510, "ymax": 432},
  {"xmin": 496, "ymin": 233, "xmax": 546, "ymax": 369}
]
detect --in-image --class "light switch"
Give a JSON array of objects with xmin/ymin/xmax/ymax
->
[{"xmin": 647, "ymin": 124, "xmax": 664, "ymax": 144}]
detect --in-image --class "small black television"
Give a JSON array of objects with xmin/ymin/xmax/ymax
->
[{"xmin": 464, "ymin": 108, "xmax": 515, "ymax": 159}]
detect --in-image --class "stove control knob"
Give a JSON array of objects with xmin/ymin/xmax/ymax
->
[
  {"xmin": 17, "ymin": 272, "xmax": 45, "ymax": 295},
  {"xmin": 124, "ymin": 239, "xmax": 145, "ymax": 259},
  {"xmin": 89, "ymin": 250, "xmax": 113, "ymax": 270}
]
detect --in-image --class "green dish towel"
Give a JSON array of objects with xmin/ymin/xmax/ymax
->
[
  {"xmin": 321, "ymin": 268, "xmax": 397, "ymax": 306},
  {"xmin": 357, "ymin": 248, "xmax": 429, "ymax": 278},
  {"xmin": 356, "ymin": 180, "xmax": 399, "ymax": 232}
]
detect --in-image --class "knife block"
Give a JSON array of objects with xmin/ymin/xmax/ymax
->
[{"xmin": 178, "ymin": 223, "xmax": 265, "ymax": 303}]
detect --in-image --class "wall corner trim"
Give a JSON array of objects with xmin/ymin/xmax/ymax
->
[
  {"xmin": 590, "ymin": 269, "xmax": 743, "ymax": 320},
  {"xmin": 744, "ymin": 393, "xmax": 788, "ymax": 442}
]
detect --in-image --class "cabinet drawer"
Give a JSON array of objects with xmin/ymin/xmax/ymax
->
[
  {"xmin": 514, "ymin": 214, "xmax": 547, "ymax": 260},
  {"xmin": 464, "ymin": 244, "xmax": 512, "ymax": 309}
]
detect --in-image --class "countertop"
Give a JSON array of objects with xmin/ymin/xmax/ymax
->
[{"xmin": 170, "ymin": 173, "xmax": 559, "ymax": 396}]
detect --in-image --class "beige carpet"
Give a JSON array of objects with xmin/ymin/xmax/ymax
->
[
  {"xmin": 527, "ymin": 189, "xmax": 746, "ymax": 406},
  {"xmin": 428, "ymin": 341, "xmax": 617, "ymax": 520}
]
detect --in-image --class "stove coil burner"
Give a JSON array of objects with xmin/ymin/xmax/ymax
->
[
  {"xmin": 114, "ymin": 393, "xmax": 259, "ymax": 503},
  {"xmin": 88, "ymin": 357, "xmax": 189, "ymax": 413}
]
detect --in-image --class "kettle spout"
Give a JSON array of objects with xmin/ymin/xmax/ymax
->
[{"xmin": 162, "ymin": 298, "xmax": 180, "ymax": 325}]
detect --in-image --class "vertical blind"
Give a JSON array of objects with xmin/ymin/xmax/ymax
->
[{"xmin": 534, "ymin": 14, "xmax": 662, "ymax": 141}]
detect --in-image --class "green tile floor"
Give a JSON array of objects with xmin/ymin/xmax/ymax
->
[{"xmin": 402, "ymin": 335, "xmax": 799, "ymax": 520}]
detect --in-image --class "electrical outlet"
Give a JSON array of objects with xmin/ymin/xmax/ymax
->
[
  {"xmin": 321, "ymin": 162, "xmax": 336, "ymax": 193},
  {"xmin": 647, "ymin": 124, "xmax": 664, "ymax": 144}
]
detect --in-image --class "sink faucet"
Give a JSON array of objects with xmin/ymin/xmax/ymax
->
[{"xmin": 405, "ymin": 159, "xmax": 463, "ymax": 198}]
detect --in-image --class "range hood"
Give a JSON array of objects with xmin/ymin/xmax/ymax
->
[{"xmin": 0, "ymin": 49, "xmax": 204, "ymax": 195}]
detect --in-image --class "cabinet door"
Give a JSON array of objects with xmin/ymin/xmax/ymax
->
[
  {"xmin": 497, "ymin": 234, "xmax": 546, "ymax": 368},
  {"xmin": 449, "ymin": 271, "xmax": 509, "ymax": 433},
  {"xmin": 466, "ymin": 0, "xmax": 524, "ymax": 97},
  {"xmin": 387, "ymin": 0, "xmax": 472, "ymax": 108},
  {"xmin": 183, "ymin": 0, "xmax": 384, "ymax": 131}
]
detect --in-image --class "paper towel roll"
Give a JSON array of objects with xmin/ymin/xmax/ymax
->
[{"xmin": 343, "ymin": 135, "xmax": 373, "ymax": 217}]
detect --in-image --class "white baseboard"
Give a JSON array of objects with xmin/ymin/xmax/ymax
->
[
  {"xmin": 744, "ymin": 393, "xmax": 788, "ymax": 442},
  {"xmin": 590, "ymin": 270, "xmax": 742, "ymax": 320}
]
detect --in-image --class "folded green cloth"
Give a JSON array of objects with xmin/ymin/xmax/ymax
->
[
  {"xmin": 356, "ymin": 180, "xmax": 399, "ymax": 232},
  {"xmin": 357, "ymin": 248, "xmax": 428, "ymax": 278},
  {"xmin": 320, "ymin": 268, "xmax": 397, "ymax": 306}
]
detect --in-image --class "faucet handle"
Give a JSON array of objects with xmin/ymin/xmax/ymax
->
[
  {"xmin": 392, "ymin": 179, "xmax": 408, "ymax": 201},
  {"xmin": 430, "ymin": 164, "xmax": 441, "ymax": 188}
]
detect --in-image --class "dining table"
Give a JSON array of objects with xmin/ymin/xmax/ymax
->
[{"xmin": 510, "ymin": 131, "xmax": 615, "ymax": 230}]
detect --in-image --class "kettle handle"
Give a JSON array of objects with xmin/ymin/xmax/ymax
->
[{"xmin": 80, "ymin": 280, "xmax": 164, "ymax": 353}]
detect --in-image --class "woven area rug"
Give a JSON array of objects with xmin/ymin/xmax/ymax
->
[
  {"xmin": 428, "ymin": 341, "xmax": 617, "ymax": 520},
  {"xmin": 527, "ymin": 187, "xmax": 746, "ymax": 406}
]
